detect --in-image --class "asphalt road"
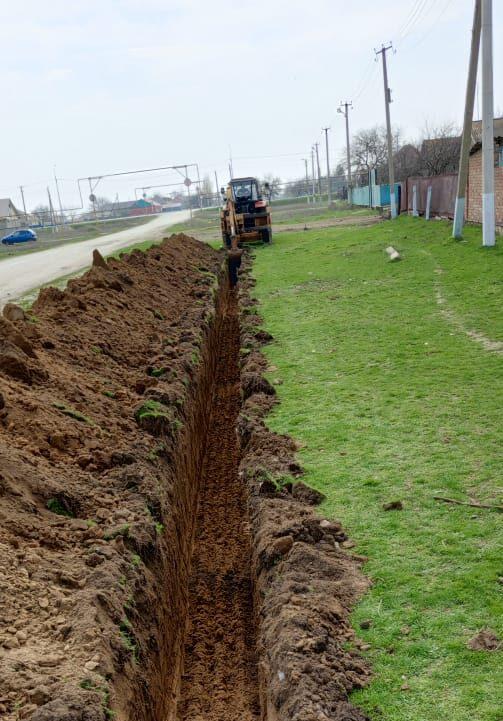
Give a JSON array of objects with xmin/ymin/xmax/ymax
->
[{"xmin": 0, "ymin": 211, "xmax": 190, "ymax": 308}]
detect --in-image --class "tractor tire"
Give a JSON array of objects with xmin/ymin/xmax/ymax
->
[{"xmin": 261, "ymin": 228, "xmax": 272, "ymax": 244}]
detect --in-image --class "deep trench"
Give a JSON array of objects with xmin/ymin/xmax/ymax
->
[{"xmin": 174, "ymin": 285, "xmax": 260, "ymax": 720}]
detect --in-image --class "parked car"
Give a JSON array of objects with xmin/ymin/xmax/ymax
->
[{"xmin": 1, "ymin": 229, "xmax": 37, "ymax": 245}]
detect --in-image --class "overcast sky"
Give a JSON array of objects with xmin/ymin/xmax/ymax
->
[{"xmin": 0, "ymin": 0, "xmax": 501, "ymax": 210}]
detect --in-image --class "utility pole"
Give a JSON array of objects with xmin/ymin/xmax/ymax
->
[
  {"xmin": 53, "ymin": 166, "xmax": 64, "ymax": 225},
  {"xmin": 47, "ymin": 187, "xmax": 57, "ymax": 233},
  {"xmin": 322, "ymin": 127, "xmax": 332, "ymax": 207},
  {"xmin": 214, "ymin": 170, "xmax": 220, "ymax": 204},
  {"xmin": 376, "ymin": 43, "xmax": 397, "ymax": 219},
  {"xmin": 19, "ymin": 186, "xmax": 27, "ymax": 219},
  {"xmin": 311, "ymin": 147, "xmax": 316, "ymax": 202},
  {"xmin": 303, "ymin": 158, "xmax": 310, "ymax": 202},
  {"xmin": 228, "ymin": 146, "xmax": 234, "ymax": 179},
  {"xmin": 453, "ymin": 0, "xmax": 481, "ymax": 238},
  {"xmin": 481, "ymin": 0, "xmax": 495, "ymax": 246},
  {"xmin": 314, "ymin": 142, "xmax": 322, "ymax": 197},
  {"xmin": 338, "ymin": 102, "xmax": 353, "ymax": 206}
]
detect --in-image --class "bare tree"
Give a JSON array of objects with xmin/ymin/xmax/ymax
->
[
  {"xmin": 350, "ymin": 126, "xmax": 390, "ymax": 184},
  {"xmin": 261, "ymin": 173, "xmax": 282, "ymax": 199},
  {"xmin": 32, "ymin": 204, "xmax": 51, "ymax": 224},
  {"xmin": 418, "ymin": 122, "xmax": 461, "ymax": 176}
]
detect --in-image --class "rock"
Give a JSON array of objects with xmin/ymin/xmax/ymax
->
[
  {"xmin": 3, "ymin": 303, "xmax": 26, "ymax": 322},
  {"xmin": 84, "ymin": 660, "xmax": 99, "ymax": 671},
  {"xmin": 16, "ymin": 630, "xmax": 28, "ymax": 643},
  {"xmin": 468, "ymin": 629, "xmax": 501, "ymax": 651},
  {"xmin": 359, "ymin": 619, "xmax": 372, "ymax": 630},
  {"xmin": 38, "ymin": 597, "xmax": 49, "ymax": 609},
  {"xmin": 383, "ymin": 500, "xmax": 403, "ymax": 511},
  {"xmin": 3, "ymin": 636, "xmax": 20, "ymax": 649}
]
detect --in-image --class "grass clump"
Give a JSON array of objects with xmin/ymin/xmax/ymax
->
[
  {"xmin": 252, "ymin": 215, "xmax": 503, "ymax": 721},
  {"xmin": 134, "ymin": 399, "xmax": 170, "ymax": 423},
  {"xmin": 46, "ymin": 497, "xmax": 74, "ymax": 517},
  {"xmin": 148, "ymin": 367, "xmax": 167, "ymax": 378},
  {"xmin": 53, "ymin": 401, "xmax": 92, "ymax": 424}
]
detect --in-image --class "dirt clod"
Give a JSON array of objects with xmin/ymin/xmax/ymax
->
[{"xmin": 468, "ymin": 629, "xmax": 501, "ymax": 651}]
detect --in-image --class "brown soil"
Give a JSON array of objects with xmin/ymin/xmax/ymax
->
[
  {"xmin": 177, "ymin": 289, "xmax": 260, "ymax": 720},
  {"xmin": 0, "ymin": 234, "xmax": 371, "ymax": 721}
]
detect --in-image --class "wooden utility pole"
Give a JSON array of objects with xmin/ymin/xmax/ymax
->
[
  {"xmin": 376, "ymin": 43, "xmax": 397, "ymax": 219},
  {"xmin": 481, "ymin": 0, "xmax": 495, "ymax": 246},
  {"xmin": 322, "ymin": 127, "xmax": 332, "ymax": 207},
  {"xmin": 453, "ymin": 0, "xmax": 481, "ymax": 238},
  {"xmin": 214, "ymin": 170, "xmax": 219, "ymax": 203},
  {"xmin": 338, "ymin": 102, "xmax": 353, "ymax": 205}
]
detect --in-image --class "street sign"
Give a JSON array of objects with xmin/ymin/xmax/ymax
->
[
  {"xmin": 89, "ymin": 193, "xmax": 96, "ymax": 203},
  {"xmin": 184, "ymin": 177, "xmax": 192, "ymax": 187}
]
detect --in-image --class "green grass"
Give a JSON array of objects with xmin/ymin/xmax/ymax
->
[{"xmin": 251, "ymin": 216, "xmax": 503, "ymax": 721}]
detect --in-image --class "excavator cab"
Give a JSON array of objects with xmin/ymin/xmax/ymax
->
[{"xmin": 220, "ymin": 177, "xmax": 272, "ymax": 248}]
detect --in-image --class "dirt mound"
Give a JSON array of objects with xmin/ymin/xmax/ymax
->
[
  {"xmin": 236, "ymin": 254, "xmax": 371, "ymax": 721},
  {"xmin": 0, "ymin": 235, "xmax": 224, "ymax": 720}
]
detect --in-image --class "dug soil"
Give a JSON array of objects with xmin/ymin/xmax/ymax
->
[
  {"xmin": 177, "ymin": 289, "xmax": 260, "ymax": 720},
  {"xmin": 0, "ymin": 234, "xmax": 371, "ymax": 721}
]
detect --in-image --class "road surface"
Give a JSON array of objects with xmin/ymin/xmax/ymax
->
[{"xmin": 0, "ymin": 211, "xmax": 190, "ymax": 308}]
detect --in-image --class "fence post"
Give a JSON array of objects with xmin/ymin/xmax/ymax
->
[
  {"xmin": 412, "ymin": 185, "xmax": 419, "ymax": 217},
  {"xmin": 425, "ymin": 186, "xmax": 432, "ymax": 220}
]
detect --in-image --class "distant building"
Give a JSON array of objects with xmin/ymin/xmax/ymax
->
[
  {"xmin": 99, "ymin": 198, "xmax": 162, "ymax": 218},
  {"xmin": 0, "ymin": 198, "xmax": 23, "ymax": 228}
]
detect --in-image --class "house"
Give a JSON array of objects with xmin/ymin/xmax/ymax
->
[
  {"xmin": 466, "ymin": 134, "xmax": 503, "ymax": 227},
  {"xmin": 98, "ymin": 198, "xmax": 162, "ymax": 218},
  {"xmin": 0, "ymin": 198, "xmax": 23, "ymax": 228}
]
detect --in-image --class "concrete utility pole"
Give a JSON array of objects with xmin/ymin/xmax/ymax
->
[
  {"xmin": 322, "ymin": 127, "xmax": 332, "ymax": 207},
  {"xmin": 376, "ymin": 43, "xmax": 397, "ymax": 219},
  {"xmin": 53, "ymin": 167, "xmax": 64, "ymax": 225},
  {"xmin": 314, "ymin": 142, "xmax": 322, "ymax": 197},
  {"xmin": 338, "ymin": 102, "xmax": 353, "ymax": 206},
  {"xmin": 481, "ymin": 0, "xmax": 495, "ymax": 246},
  {"xmin": 453, "ymin": 0, "xmax": 481, "ymax": 238},
  {"xmin": 19, "ymin": 186, "xmax": 27, "ymax": 218},
  {"xmin": 303, "ymin": 158, "xmax": 310, "ymax": 202},
  {"xmin": 214, "ymin": 170, "xmax": 220, "ymax": 204},
  {"xmin": 311, "ymin": 147, "xmax": 316, "ymax": 202},
  {"xmin": 47, "ymin": 187, "xmax": 57, "ymax": 233}
]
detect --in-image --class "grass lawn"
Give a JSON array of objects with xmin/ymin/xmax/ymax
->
[{"xmin": 251, "ymin": 216, "xmax": 503, "ymax": 721}]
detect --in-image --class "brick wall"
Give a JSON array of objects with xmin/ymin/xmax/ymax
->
[{"xmin": 467, "ymin": 148, "xmax": 503, "ymax": 226}]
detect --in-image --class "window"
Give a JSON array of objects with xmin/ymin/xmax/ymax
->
[
  {"xmin": 231, "ymin": 180, "xmax": 259, "ymax": 201},
  {"xmin": 498, "ymin": 146, "xmax": 503, "ymax": 167}
]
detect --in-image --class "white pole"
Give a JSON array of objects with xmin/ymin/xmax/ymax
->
[
  {"xmin": 453, "ymin": 0, "xmax": 481, "ymax": 238},
  {"xmin": 425, "ymin": 186, "xmax": 432, "ymax": 220},
  {"xmin": 377, "ymin": 44, "xmax": 397, "ymax": 219},
  {"xmin": 412, "ymin": 185, "xmax": 419, "ymax": 217},
  {"xmin": 481, "ymin": 0, "xmax": 495, "ymax": 247}
]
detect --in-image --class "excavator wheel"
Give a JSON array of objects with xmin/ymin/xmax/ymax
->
[{"xmin": 261, "ymin": 229, "xmax": 272, "ymax": 244}]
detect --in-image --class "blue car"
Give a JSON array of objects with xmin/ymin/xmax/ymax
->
[{"xmin": 2, "ymin": 229, "xmax": 37, "ymax": 245}]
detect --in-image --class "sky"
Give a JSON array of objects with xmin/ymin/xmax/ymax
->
[{"xmin": 0, "ymin": 0, "xmax": 501, "ymax": 210}]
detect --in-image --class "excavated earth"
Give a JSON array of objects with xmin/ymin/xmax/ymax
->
[{"xmin": 0, "ymin": 234, "xmax": 371, "ymax": 721}]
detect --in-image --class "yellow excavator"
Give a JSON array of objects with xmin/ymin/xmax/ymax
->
[{"xmin": 220, "ymin": 177, "xmax": 272, "ymax": 249}]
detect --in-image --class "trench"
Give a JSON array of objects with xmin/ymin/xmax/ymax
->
[{"xmin": 175, "ymin": 285, "xmax": 260, "ymax": 721}]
